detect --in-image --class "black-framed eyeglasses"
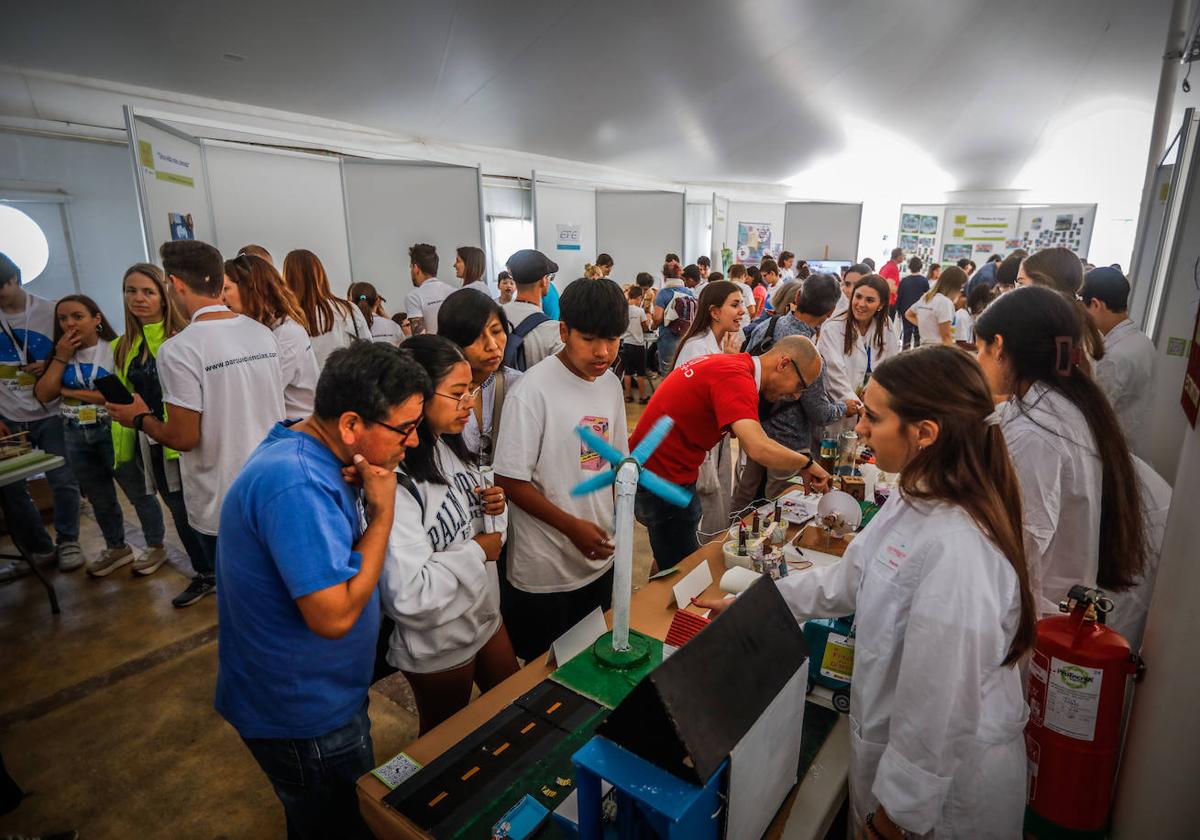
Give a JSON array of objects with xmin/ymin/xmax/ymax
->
[
  {"xmin": 373, "ymin": 417, "xmax": 421, "ymax": 438},
  {"xmin": 787, "ymin": 357, "xmax": 809, "ymax": 392}
]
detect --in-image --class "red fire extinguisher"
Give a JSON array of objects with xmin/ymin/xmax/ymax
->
[{"xmin": 1025, "ymin": 585, "xmax": 1142, "ymax": 838}]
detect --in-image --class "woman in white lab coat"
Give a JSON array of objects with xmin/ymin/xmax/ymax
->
[
  {"xmin": 700, "ymin": 345, "xmax": 1035, "ymax": 838},
  {"xmin": 817, "ymin": 274, "xmax": 896, "ymax": 436},
  {"xmin": 974, "ymin": 286, "xmax": 1147, "ymax": 615}
]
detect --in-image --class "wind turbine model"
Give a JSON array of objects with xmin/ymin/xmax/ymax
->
[{"xmin": 572, "ymin": 416, "xmax": 693, "ymax": 667}]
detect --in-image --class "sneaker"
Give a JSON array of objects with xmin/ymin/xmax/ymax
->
[
  {"xmin": 131, "ymin": 546, "xmax": 168, "ymax": 576},
  {"xmin": 56, "ymin": 542, "xmax": 85, "ymax": 572},
  {"xmin": 31, "ymin": 548, "xmax": 58, "ymax": 567},
  {"xmin": 172, "ymin": 577, "xmax": 215, "ymax": 608},
  {"xmin": 0, "ymin": 560, "xmax": 30, "ymax": 583},
  {"xmin": 86, "ymin": 545, "xmax": 134, "ymax": 577}
]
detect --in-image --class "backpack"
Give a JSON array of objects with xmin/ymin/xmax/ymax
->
[
  {"xmin": 665, "ymin": 291, "xmax": 697, "ymax": 337},
  {"xmin": 747, "ymin": 314, "xmax": 782, "ymax": 356},
  {"xmin": 502, "ymin": 312, "xmax": 550, "ymax": 372}
]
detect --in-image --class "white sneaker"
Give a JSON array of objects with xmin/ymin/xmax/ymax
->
[
  {"xmin": 86, "ymin": 545, "xmax": 133, "ymax": 577},
  {"xmin": 131, "ymin": 546, "xmax": 168, "ymax": 576},
  {"xmin": 57, "ymin": 541, "xmax": 85, "ymax": 572}
]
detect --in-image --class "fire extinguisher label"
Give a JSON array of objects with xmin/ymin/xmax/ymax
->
[{"xmin": 1045, "ymin": 656, "xmax": 1104, "ymax": 741}]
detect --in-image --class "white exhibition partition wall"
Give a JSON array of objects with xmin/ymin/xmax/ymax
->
[
  {"xmin": 723, "ymin": 201, "xmax": 786, "ymax": 264},
  {"xmin": 595, "ymin": 190, "xmax": 685, "ymax": 283},
  {"xmin": 782, "ymin": 202, "xmax": 862, "ymax": 261},
  {"xmin": 1129, "ymin": 163, "xmax": 1174, "ymax": 326},
  {"xmin": 203, "ymin": 142, "xmax": 352, "ymax": 284},
  {"xmin": 124, "ymin": 108, "xmax": 214, "ymax": 261},
  {"xmin": 533, "ymin": 178, "xmax": 594, "ymax": 290},
  {"xmin": 684, "ymin": 202, "xmax": 713, "ymax": 268},
  {"xmin": 342, "ymin": 160, "xmax": 483, "ymax": 305}
]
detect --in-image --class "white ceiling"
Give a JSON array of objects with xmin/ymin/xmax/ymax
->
[{"xmin": 1, "ymin": 0, "xmax": 1172, "ymax": 188}]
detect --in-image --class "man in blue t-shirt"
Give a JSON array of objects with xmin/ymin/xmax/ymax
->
[
  {"xmin": 216, "ymin": 342, "xmax": 430, "ymax": 838},
  {"xmin": 652, "ymin": 263, "xmax": 700, "ymax": 374}
]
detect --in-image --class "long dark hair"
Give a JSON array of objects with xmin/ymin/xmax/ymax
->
[
  {"xmin": 52, "ymin": 294, "xmax": 118, "ymax": 344},
  {"xmin": 837, "ymin": 273, "xmax": 890, "ymax": 356},
  {"xmin": 437, "ymin": 288, "xmax": 510, "ymax": 353},
  {"xmin": 399, "ymin": 335, "xmax": 475, "ymax": 484},
  {"xmin": 225, "ymin": 254, "xmax": 309, "ymax": 331},
  {"xmin": 975, "ymin": 286, "xmax": 1146, "ymax": 592},
  {"xmin": 347, "ymin": 281, "xmax": 381, "ymax": 329},
  {"xmin": 456, "ymin": 246, "xmax": 485, "ymax": 285},
  {"xmin": 1021, "ymin": 247, "xmax": 1105, "ymax": 361},
  {"xmin": 671, "ymin": 280, "xmax": 740, "ymax": 369},
  {"xmin": 872, "ymin": 346, "xmax": 1035, "ymax": 665},
  {"xmin": 283, "ymin": 249, "xmax": 355, "ymax": 337}
]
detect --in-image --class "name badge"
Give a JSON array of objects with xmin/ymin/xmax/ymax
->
[
  {"xmin": 16, "ymin": 371, "xmax": 35, "ymax": 388},
  {"xmin": 77, "ymin": 406, "xmax": 99, "ymax": 424}
]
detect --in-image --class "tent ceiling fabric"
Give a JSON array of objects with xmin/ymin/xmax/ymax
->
[{"xmin": 2, "ymin": 0, "xmax": 1169, "ymax": 187}]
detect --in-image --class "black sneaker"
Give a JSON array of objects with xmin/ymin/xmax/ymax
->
[{"xmin": 171, "ymin": 577, "xmax": 215, "ymax": 608}]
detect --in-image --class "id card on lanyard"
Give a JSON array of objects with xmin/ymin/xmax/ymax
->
[
  {"xmin": 70, "ymin": 353, "xmax": 101, "ymax": 424},
  {"xmin": 0, "ymin": 296, "xmax": 33, "ymax": 388}
]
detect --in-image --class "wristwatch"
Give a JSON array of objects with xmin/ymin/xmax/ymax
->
[
  {"xmin": 798, "ymin": 453, "xmax": 814, "ymax": 472},
  {"xmin": 133, "ymin": 412, "xmax": 154, "ymax": 432}
]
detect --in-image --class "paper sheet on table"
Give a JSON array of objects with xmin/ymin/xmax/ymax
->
[
  {"xmin": 726, "ymin": 665, "xmax": 808, "ymax": 840},
  {"xmin": 549, "ymin": 606, "xmax": 608, "ymax": 666},
  {"xmin": 672, "ymin": 561, "xmax": 713, "ymax": 609}
]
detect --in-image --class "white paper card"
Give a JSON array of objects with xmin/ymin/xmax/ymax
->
[
  {"xmin": 672, "ymin": 562, "xmax": 713, "ymax": 610},
  {"xmin": 550, "ymin": 606, "xmax": 608, "ymax": 666}
]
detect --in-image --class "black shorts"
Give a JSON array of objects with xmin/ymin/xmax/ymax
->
[{"xmin": 619, "ymin": 342, "xmax": 648, "ymax": 377}]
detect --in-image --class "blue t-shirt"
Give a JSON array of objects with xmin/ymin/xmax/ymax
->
[
  {"xmin": 543, "ymin": 281, "xmax": 561, "ymax": 319},
  {"xmin": 215, "ymin": 421, "xmax": 379, "ymax": 739}
]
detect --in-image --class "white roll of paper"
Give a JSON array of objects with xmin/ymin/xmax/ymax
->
[{"xmin": 720, "ymin": 566, "xmax": 761, "ymax": 595}]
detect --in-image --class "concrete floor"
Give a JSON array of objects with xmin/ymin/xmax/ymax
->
[{"xmin": 0, "ymin": 401, "xmax": 655, "ymax": 839}]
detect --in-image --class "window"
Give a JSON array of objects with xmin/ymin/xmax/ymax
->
[
  {"xmin": 0, "ymin": 204, "xmax": 50, "ymax": 284},
  {"xmin": 486, "ymin": 216, "xmax": 534, "ymax": 293}
]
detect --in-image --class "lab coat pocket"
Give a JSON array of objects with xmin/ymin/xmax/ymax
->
[{"xmin": 847, "ymin": 718, "xmax": 888, "ymax": 824}]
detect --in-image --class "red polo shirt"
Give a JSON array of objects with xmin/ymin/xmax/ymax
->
[
  {"xmin": 629, "ymin": 353, "xmax": 760, "ymax": 485},
  {"xmin": 879, "ymin": 260, "xmax": 901, "ymax": 306}
]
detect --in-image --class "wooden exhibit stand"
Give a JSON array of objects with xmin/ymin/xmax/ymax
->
[{"xmin": 356, "ymin": 532, "xmax": 850, "ymax": 840}]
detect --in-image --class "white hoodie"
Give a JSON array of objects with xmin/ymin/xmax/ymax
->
[{"xmin": 379, "ymin": 440, "xmax": 505, "ymax": 673}]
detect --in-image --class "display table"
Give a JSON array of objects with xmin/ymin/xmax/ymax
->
[
  {"xmin": 0, "ymin": 450, "xmax": 66, "ymax": 615},
  {"xmin": 357, "ymin": 531, "xmax": 850, "ymax": 839}
]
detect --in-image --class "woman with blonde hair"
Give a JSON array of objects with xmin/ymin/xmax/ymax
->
[
  {"xmin": 282, "ymin": 249, "xmax": 369, "ymax": 369},
  {"xmin": 347, "ymin": 281, "xmax": 404, "ymax": 347},
  {"xmin": 223, "ymin": 254, "xmax": 319, "ymax": 417}
]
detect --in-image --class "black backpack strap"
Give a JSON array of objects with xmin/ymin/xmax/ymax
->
[
  {"xmin": 395, "ymin": 470, "xmax": 424, "ymax": 520},
  {"xmin": 502, "ymin": 312, "xmax": 551, "ymax": 369}
]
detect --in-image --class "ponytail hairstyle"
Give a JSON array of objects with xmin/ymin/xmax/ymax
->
[
  {"xmin": 583, "ymin": 263, "xmax": 602, "ymax": 280},
  {"xmin": 347, "ymin": 281, "xmax": 380, "ymax": 329},
  {"xmin": 283, "ymin": 249, "xmax": 355, "ymax": 337},
  {"xmin": 225, "ymin": 254, "xmax": 309, "ymax": 332},
  {"xmin": 398, "ymin": 334, "xmax": 475, "ymax": 483},
  {"xmin": 839, "ymin": 273, "xmax": 891, "ymax": 356},
  {"xmin": 52, "ymin": 294, "xmax": 118, "ymax": 344},
  {"xmin": 456, "ymin": 246, "xmax": 485, "ymax": 285},
  {"xmin": 115, "ymin": 263, "xmax": 187, "ymax": 370},
  {"xmin": 975, "ymin": 285, "xmax": 1147, "ymax": 592},
  {"xmin": 871, "ymin": 345, "xmax": 1035, "ymax": 665},
  {"xmin": 924, "ymin": 264, "xmax": 968, "ymax": 303},
  {"xmin": 1021, "ymin": 247, "xmax": 1104, "ymax": 360},
  {"xmin": 670, "ymin": 280, "xmax": 740, "ymax": 369}
]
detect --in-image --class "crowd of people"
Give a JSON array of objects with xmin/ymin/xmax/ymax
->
[{"xmin": 0, "ymin": 233, "xmax": 1168, "ymax": 838}]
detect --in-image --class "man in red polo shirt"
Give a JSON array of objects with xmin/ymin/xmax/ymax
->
[
  {"xmin": 629, "ymin": 335, "xmax": 830, "ymax": 571},
  {"xmin": 879, "ymin": 247, "xmax": 904, "ymax": 315}
]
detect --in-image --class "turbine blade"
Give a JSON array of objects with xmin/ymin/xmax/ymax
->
[
  {"xmin": 631, "ymin": 416, "xmax": 675, "ymax": 465},
  {"xmin": 638, "ymin": 469, "xmax": 693, "ymax": 508},
  {"xmin": 576, "ymin": 424, "xmax": 625, "ymax": 466},
  {"xmin": 571, "ymin": 470, "xmax": 617, "ymax": 497}
]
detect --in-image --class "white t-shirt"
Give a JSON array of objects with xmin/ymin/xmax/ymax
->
[
  {"xmin": 673, "ymin": 328, "xmax": 722, "ymax": 369},
  {"xmin": 404, "ymin": 278, "xmax": 456, "ymax": 335},
  {"xmin": 310, "ymin": 304, "xmax": 370, "ymax": 371},
  {"xmin": 157, "ymin": 311, "xmax": 285, "ymax": 534},
  {"xmin": 734, "ymin": 281, "xmax": 755, "ymax": 326},
  {"xmin": 369, "ymin": 316, "xmax": 404, "ymax": 347},
  {"xmin": 271, "ymin": 317, "xmax": 318, "ymax": 419},
  {"xmin": 59, "ymin": 341, "xmax": 117, "ymax": 422},
  {"xmin": 493, "ymin": 356, "xmax": 628, "ymax": 593},
  {"xmin": 952, "ymin": 308, "xmax": 974, "ymax": 344},
  {"xmin": 912, "ymin": 293, "xmax": 955, "ymax": 345},
  {"xmin": 622, "ymin": 303, "xmax": 649, "ymax": 346},
  {"xmin": 501, "ymin": 300, "xmax": 563, "ymax": 370},
  {"xmin": 0, "ymin": 293, "xmax": 57, "ymax": 421}
]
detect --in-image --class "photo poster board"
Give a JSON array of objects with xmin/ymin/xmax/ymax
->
[
  {"xmin": 1015, "ymin": 205, "xmax": 1096, "ymax": 260},
  {"xmin": 726, "ymin": 202, "xmax": 786, "ymax": 266},
  {"xmin": 595, "ymin": 190, "xmax": 685, "ymax": 286},
  {"xmin": 896, "ymin": 204, "xmax": 944, "ymax": 268},
  {"xmin": 939, "ymin": 207, "xmax": 1019, "ymax": 265},
  {"xmin": 533, "ymin": 177, "xmax": 595, "ymax": 291},
  {"xmin": 782, "ymin": 201, "xmax": 862, "ymax": 262},
  {"xmin": 343, "ymin": 160, "xmax": 483, "ymax": 305},
  {"xmin": 123, "ymin": 108, "xmax": 214, "ymax": 261},
  {"xmin": 205, "ymin": 142, "xmax": 353, "ymax": 287}
]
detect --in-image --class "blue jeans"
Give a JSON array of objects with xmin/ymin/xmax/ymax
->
[
  {"xmin": 141, "ymin": 444, "xmax": 209, "ymax": 576},
  {"xmin": 657, "ymin": 330, "xmax": 681, "ymax": 375},
  {"xmin": 634, "ymin": 482, "xmax": 701, "ymax": 571},
  {"xmin": 193, "ymin": 531, "xmax": 217, "ymax": 581},
  {"xmin": 242, "ymin": 702, "xmax": 375, "ymax": 840},
  {"xmin": 0, "ymin": 414, "xmax": 80, "ymax": 553},
  {"xmin": 64, "ymin": 417, "xmax": 165, "ymax": 549}
]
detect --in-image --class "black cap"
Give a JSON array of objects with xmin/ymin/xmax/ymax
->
[{"xmin": 506, "ymin": 249, "xmax": 558, "ymax": 285}]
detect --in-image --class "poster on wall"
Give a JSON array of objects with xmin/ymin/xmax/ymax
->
[
  {"xmin": 556, "ymin": 223, "xmax": 582, "ymax": 251},
  {"xmin": 919, "ymin": 215, "xmax": 938, "ymax": 235},
  {"xmin": 943, "ymin": 243, "xmax": 973, "ymax": 262},
  {"xmin": 900, "ymin": 213, "xmax": 920, "ymax": 234},
  {"xmin": 899, "ymin": 234, "xmax": 919, "ymax": 250},
  {"xmin": 736, "ymin": 222, "xmax": 778, "ymax": 264},
  {"xmin": 1017, "ymin": 211, "xmax": 1089, "ymax": 256},
  {"xmin": 168, "ymin": 212, "xmax": 194, "ymax": 241}
]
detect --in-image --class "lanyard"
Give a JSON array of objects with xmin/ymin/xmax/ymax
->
[
  {"xmin": 0, "ymin": 295, "xmax": 30, "ymax": 365},
  {"xmin": 70, "ymin": 346, "xmax": 98, "ymax": 390},
  {"xmin": 191, "ymin": 304, "xmax": 230, "ymax": 321},
  {"xmin": 862, "ymin": 344, "xmax": 873, "ymax": 390}
]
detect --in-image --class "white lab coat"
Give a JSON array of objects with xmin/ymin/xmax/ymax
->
[
  {"xmin": 1093, "ymin": 319, "xmax": 1156, "ymax": 457},
  {"xmin": 776, "ymin": 494, "xmax": 1027, "ymax": 837},
  {"xmin": 816, "ymin": 314, "xmax": 897, "ymax": 403},
  {"xmin": 674, "ymin": 329, "xmax": 732, "ymax": 533},
  {"xmin": 1000, "ymin": 384, "xmax": 1103, "ymax": 615},
  {"xmin": 1105, "ymin": 456, "xmax": 1171, "ymax": 651}
]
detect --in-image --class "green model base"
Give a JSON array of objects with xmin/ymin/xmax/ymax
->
[{"xmin": 550, "ymin": 629, "xmax": 663, "ymax": 710}]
